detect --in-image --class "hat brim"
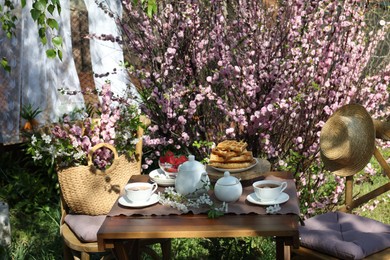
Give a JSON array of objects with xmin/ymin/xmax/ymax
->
[{"xmin": 320, "ymin": 104, "xmax": 375, "ymax": 177}]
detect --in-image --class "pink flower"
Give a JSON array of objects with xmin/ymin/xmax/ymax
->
[{"xmin": 167, "ymin": 47, "xmax": 176, "ymax": 55}]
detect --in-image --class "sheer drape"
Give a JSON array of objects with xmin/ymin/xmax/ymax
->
[
  {"xmin": 0, "ymin": 0, "xmax": 84, "ymax": 145},
  {"xmin": 0, "ymin": 0, "xmax": 22, "ymax": 145},
  {"xmin": 0, "ymin": 0, "xmax": 132, "ymax": 144},
  {"xmin": 83, "ymin": 0, "xmax": 129, "ymax": 97}
]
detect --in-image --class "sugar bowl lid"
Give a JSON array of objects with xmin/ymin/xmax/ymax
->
[{"xmin": 216, "ymin": 171, "xmax": 240, "ymax": 186}]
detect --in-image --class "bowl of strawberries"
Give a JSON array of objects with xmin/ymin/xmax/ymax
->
[{"xmin": 158, "ymin": 150, "xmax": 188, "ymax": 175}]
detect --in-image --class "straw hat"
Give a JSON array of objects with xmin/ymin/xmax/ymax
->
[
  {"xmin": 320, "ymin": 104, "xmax": 375, "ymax": 177},
  {"xmin": 373, "ymin": 119, "xmax": 390, "ymax": 141}
]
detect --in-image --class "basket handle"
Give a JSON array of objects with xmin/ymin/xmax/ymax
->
[{"xmin": 87, "ymin": 143, "xmax": 119, "ymax": 167}]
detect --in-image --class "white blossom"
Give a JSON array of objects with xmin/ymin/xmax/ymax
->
[
  {"xmin": 32, "ymin": 152, "xmax": 42, "ymax": 161},
  {"xmin": 73, "ymin": 151, "xmax": 85, "ymax": 160},
  {"xmin": 159, "ymin": 186, "xmax": 219, "ymax": 214},
  {"xmin": 266, "ymin": 204, "xmax": 281, "ymax": 214},
  {"xmin": 31, "ymin": 135, "xmax": 37, "ymax": 146},
  {"xmin": 41, "ymin": 133, "xmax": 51, "ymax": 144}
]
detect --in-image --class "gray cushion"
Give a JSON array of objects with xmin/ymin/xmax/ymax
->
[
  {"xmin": 64, "ymin": 214, "xmax": 106, "ymax": 242},
  {"xmin": 299, "ymin": 211, "xmax": 390, "ymax": 260}
]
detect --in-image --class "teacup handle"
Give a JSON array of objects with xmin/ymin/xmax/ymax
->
[
  {"xmin": 280, "ymin": 182, "xmax": 288, "ymax": 193},
  {"xmin": 151, "ymin": 183, "xmax": 158, "ymax": 194}
]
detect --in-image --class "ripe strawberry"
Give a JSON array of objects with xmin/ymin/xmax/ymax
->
[{"xmin": 166, "ymin": 167, "xmax": 178, "ymax": 173}]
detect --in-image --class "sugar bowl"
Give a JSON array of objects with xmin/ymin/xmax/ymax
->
[{"xmin": 214, "ymin": 171, "xmax": 242, "ymax": 202}]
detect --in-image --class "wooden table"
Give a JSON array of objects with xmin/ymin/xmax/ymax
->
[{"xmin": 97, "ymin": 172, "xmax": 300, "ymax": 260}]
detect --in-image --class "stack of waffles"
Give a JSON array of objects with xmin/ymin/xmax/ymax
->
[{"xmin": 209, "ymin": 140, "xmax": 254, "ymax": 169}]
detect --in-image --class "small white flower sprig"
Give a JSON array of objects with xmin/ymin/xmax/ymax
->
[
  {"xmin": 266, "ymin": 204, "xmax": 281, "ymax": 214},
  {"xmin": 159, "ymin": 187, "xmax": 227, "ymax": 218}
]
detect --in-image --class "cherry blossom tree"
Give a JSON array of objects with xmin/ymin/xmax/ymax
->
[{"xmin": 107, "ymin": 0, "xmax": 390, "ymax": 216}]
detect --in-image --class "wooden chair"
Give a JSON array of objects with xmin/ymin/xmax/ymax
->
[
  {"xmin": 60, "ymin": 116, "xmax": 171, "ymax": 260},
  {"xmin": 292, "ymin": 109, "xmax": 390, "ymax": 259},
  {"xmin": 292, "ymin": 147, "xmax": 390, "ymax": 259}
]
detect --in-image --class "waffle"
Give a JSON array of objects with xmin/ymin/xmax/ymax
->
[
  {"xmin": 209, "ymin": 140, "xmax": 254, "ymax": 169},
  {"xmin": 216, "ymin": 140, "xmax": 248, "ymax": 153},
  {"xmin": 211, "ymin": 147, "xmax": 242, "ymax": 160},
  {"xmin": 210, "ymin": 151, "xmax": 253, "ymax": 163},
  {"xmin": 209, "ymin": 160, "xmax": 255, "ymax": 169}
]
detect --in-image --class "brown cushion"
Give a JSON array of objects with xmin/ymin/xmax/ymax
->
[
  {"xmin": 299, "ymin": 212, "xmax": 390, "ymax": 260},
  {"xmin": 64, "ymin": 214, "xmax": 106, "ymax": 242}
]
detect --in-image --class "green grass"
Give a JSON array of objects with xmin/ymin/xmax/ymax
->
[
  {"xmin": 352, "ymin": 174, "xmax": 390, "ymax": 224},
  {"xmin": 6, "ymin": 207, "xmax": 62, "ymax": 260}
]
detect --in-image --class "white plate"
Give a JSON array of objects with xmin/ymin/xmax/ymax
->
[
  {"xmin": 149, "ymin": 169, "xmax": 176, "ymax": 186},
  {"xmin": 118, "ymin": 194, "xmax": 160, "ymax": 208},
  {"xmin": 246, "ymin": 192, "xmax": 289, "ymax": 206},
  {"xmin": 210, "ymin": 158, "xmax": 258, "ymax": 173}
]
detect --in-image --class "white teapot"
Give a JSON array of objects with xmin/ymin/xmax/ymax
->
[
  {"xmin": 214, "ymin": 171, "xmax": 242, "ymax": 202},
  {"xmin": 175, "ymin": 155, "xmax": 210, "ymax": 197}
]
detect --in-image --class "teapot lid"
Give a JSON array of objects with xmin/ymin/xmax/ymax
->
[
  {"xmin": 216, "ymin": 171, "xmax": 240, "ymax": 186},
  {"xmin": 179, "ymin": 155, "xmax": 205, "ymax": 172}
]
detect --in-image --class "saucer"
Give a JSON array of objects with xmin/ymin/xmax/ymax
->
[
  {"xmin": 149, "ymin": 168, "xmax": 176, "ymax": 186},
  {"xmin": 246, "ymin": 192, "xmax": 289, "ymax": 206},
  {"xmin": 118, "ymin": 193, "xmax": 160, "ymax": 208}
]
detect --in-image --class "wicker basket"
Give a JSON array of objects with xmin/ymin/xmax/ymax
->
[{"xmin": 58, "ymin": 143, "xmax": 139, "ymax": 215}]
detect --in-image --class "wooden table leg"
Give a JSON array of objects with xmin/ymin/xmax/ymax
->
[
  {"xmin": 276, "ymin": 237, "xmax": 291, "ymax": 260},
  {"xmin": 113, "ymin": 240, "xmax": 139, "ymax": 260},
  {"xmin": 284, "ymin": 244, "xmax": 291, "ymax": 260}
]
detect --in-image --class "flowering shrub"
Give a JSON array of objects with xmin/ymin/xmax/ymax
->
[
  {"xmin": 26, "ymin": 82, "xmax": 144, "ymax": 170},
  {"xmin": 92, "ymin": 0, "xmax": 390, "ymax": 216}
]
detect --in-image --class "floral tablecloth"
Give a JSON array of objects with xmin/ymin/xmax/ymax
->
[{"xmin": 107, "ymin": 175, "xmax": 300, "ymax": 217}]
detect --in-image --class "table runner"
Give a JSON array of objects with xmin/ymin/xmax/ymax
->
[{"xmin": 107, "ymin": 175, "xmax": 300, "ymax": 217}]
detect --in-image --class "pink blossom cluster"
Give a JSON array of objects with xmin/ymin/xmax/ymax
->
[
  {"xmin": 28, "ymin": 82, "xmax": 143, "ymax": 172},
  {"xmin": 114, "ymin": 0, "xmax": 390, "ymax": 216},
  {"xmin": 51, "ymin": 83, "xmax": 120, "ymax": 169}
]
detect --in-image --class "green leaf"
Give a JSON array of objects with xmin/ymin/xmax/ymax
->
[
  {"xmin": 207, "ymin": 209, "xmax": 224, "ymax": 219},
  {"xmin": 46, "ymin": 49, "xmax": 56, "ymax": 58},
  {"xmin": 147, "ymin": 0, "xmax": 157, "ymax": 18},
  {"xmin": 40, "ymin": 36, "xmax": 47, "ymax": 45},
  {"xmin": 47, "ymin": 18, "xmax": 58, "ymax": 30},
  {"xmin": 38, "ymin": 27, "xmax": 46, "ymax": 38},
  {"xmin": 1, "ymin": 57, "xmax": 11, "ymax": 72},
  {"xmin": 33, "ymin": 0, "xmax": 46, "ymax": 12},
  {"xmin": 38, "ymin": 13, "xmax": 46, "ymax": 25},
  {"xmin": 52, "ymin": 36, "xmax": 62, "ymax": 48},
  {"xmin": 57, "ymin": 49, "xmax": 63, "ymax": 61},
  {"xmin": 22, "ymin": 0, "xmax": 27, "ymax": 7},
  {"xmin": 30, "ymin": 9, "xmax": 41, "ymax": 21},
  {"xmin": 47, "ymin": 4, "xmax": 55, "ymax": 15}
]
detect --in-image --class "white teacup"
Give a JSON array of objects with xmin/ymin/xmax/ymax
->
[
  {"xmin": 253, "ymin": 180, "xmax": 287, "ymax": 202},
  {"xmin": 125, "ymin": 182, "xmax": 158, "ymax": 203}
]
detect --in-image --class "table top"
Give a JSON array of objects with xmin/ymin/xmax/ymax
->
[{"xmin": 97, "ymin": 171, "xmax": 300, "ymax": 251}]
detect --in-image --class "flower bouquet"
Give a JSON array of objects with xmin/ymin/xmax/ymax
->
[
  {"xmin": 27, "ymin": 83, "xmax": 144, "ymax": 169},
  {"xmin": 25, "ymin": 82, "xmax": 147, "ymax": 215}
]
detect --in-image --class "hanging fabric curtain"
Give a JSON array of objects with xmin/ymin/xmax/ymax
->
[
  {"xmin": 0, "ymin": 0, "xmax": 84, "ymax": 145},
  {"xmin": 83, "ymin": 0, "xmax": 129, "ymax": 97}
]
